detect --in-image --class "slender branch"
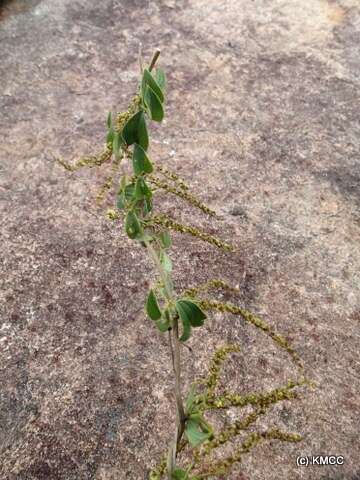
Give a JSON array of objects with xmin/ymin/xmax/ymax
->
[
  {"xmin": 145, "ymin": 240, "xmax": 186, "ymax": 478},
  {"xmin": 145, "ymin": 241, "xmax": 185, "ymax": 418},
  {"xmin": 168, "ymin": 330, "xmax": 176, "ymax": 373},
  {"xmin": 168, "ymin": 329, "xmax": 185, "ymax": 425},
  {"xmin": 173, "ymin": 320, "xmax": 186, "ymax": 427}
]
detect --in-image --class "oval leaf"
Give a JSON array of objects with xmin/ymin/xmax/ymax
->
[
  {"xmin": 155, "ymin": 318, "xmax": 171, "ymax": 332},
  {"xmin": 146, "ymin": 289, "xmax": 162, "ymax": 321},
  {"xmin": 122, "ymin": 111, "xmax": 149, "ymax": 150},
  {"xmin": 113, "ymin": 131, "xmax": 121, "ymax": 159},
  {"xmin": 184, "ymin": 419, "xmax": 211, "ymax": 447},
  {"xmin": 125, "ymin": 211, "xmax": 142, "ymax": 239},
  {"xmin": 124, "ymin": 184, "xmax": 135, "ymax": 202},
  {"xmin": 116, "ymin": 192, "xmax": 125, "ymax": 210},
  {"xmin": 142, "ymin": 68, "xmax": 164, "ymax": 103},
  {"xmin": 107, "ymin": 111, "xmax": 112, "ymax": 129},
  {"xmin": 135, "ymin": 177, "xmax": 152, "ymax": 200},
  {"xmin": 179, "ymin": 316, "xmax": 191, "ymax": 342},
  {"xmin": 117, "ymin": 183, "xmax": 135, "ymax": 210},
  {"xmin": 176, "ymin": 299, "xmax": 206, "ymax": 328},
  {"xmin": 132, "ymin": 143, "xmax": 153, "ymax": 175},
  {"xmin": 155, "ymin": 68, "xmax": 166, "ymax": 91},
  {"xmin": 160, "ymin": 251, "xmax": 172, "ymax": 272},
  {"xmin": 106, "ymin": 128, "xmax": 114, "ymax": 144},
  {"xmin": 158, "ymin": 231, "xmax": 171, "ymax": 249},
  {"xmin": 143, "ymin": 197, "xmax": 153, "ymax": 215},
  {"xmin": 172, "ymin": 469, "xmax": 188, "ymax": 480},
  {"xmin": 144, "ymin": 86, "xmax": 164, "ymax": 122}
]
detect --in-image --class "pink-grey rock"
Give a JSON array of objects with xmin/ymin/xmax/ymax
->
[{"xmin": 0, "ymin": 0, "xmax": 359, "ymax": 479}]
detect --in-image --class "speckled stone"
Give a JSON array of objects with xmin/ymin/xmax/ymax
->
[{"xmin": 0, "ymin": 1, "xmax": 360, "ymax": 479}]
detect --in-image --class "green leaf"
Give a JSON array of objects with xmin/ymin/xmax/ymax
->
[
  {"xmin": 143, "ymin": 197, "xmax": 153, "ymax": 215},
  {"xmin": 179, "ymin": 316, "xmax": 191, "ymax": 342},
  {"xmin": 124, "ymin": 184, "xmax": 135, "ymax": 201},
  {"xmin": 142, "ymin": 68, "xmax": 164, "ymax": 103},
  {"xmin": 113, "ymin": 131, "xmax": 121, "ymax": 159},
  {"xmin": 184, "ymin": 419, "xmax": 211, "ymax": 447},
  {"xmin": 119, "ymin": 175, "xmax": 129, "ymax": 191},
  {"xmin": 172, "ymin": 470, "xmax": 199, "ymax": 480},
  {"xmin": 117, "ymin": 192, "xmax": 125, "ymax": 210},
  {"xmin": 106, "ymin": 128, "xmax": 114, "ymax": 144},
  {"xmin": 135, "ymin": 177, "xmax": 152, "ymax": 200},
  {"xmin": 117, "ymin": 183, "xmax": 135, "ymax": 210},
  {"xmin": 189, "ymin": 412, "xmax": 208, "ymax": 424},
  {"xmin": 146, "ymin": 289, "xmax": 162, "ymax": 321},
  {"xmin": 122, "ymin": 111, "xmax": 149, "ymax": 150},
  {"xmin": 158, "ymin": 231, "xmax": 171, "ymax": 249},
  {"xmin": 189, "ymin": 413, "xmax": 213, "ymax": 438},
  {"xmin": 144, "ymin": 85, "xmax": 164, "ymax": 122},
  {"xmin": 125, "ymin": 210, "xmax": 142, "ymax": 239},
  {"xmin": 132, "ymin": 143, "xmax": 153, "ymax": 175},
  {"xmin": 155, "ymin": 317, "xmax": 171, "ymax": 332},
  {"xmin": 155, "ymin": 68, "xmax": 166, "ymax": 91},
  {"xmin": 160, "ymin": 251, "xmax": 172, "ymax": 272},
  {"xmin": 172, "ymin": 469, "xmax": 188, "ymax": 480},
  {"xmin": 175, "ymin": 300, "xmax": 206, "ymax": 328},
  {"xmin": 139, "ymin": 233, "xmax": 154, "ymax": 243},
  {"xmin": 107, "ymin": 111, "xmax": 112, "ymax": 129}
]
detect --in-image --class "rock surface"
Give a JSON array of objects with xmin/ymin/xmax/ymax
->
[{"xmin": 1, "ymin": 0, "xmax": 359, "ymax": 479}]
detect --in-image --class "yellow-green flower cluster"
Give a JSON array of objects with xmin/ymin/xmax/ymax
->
[
  {"xmin": 155, "ymin": 164, "xmax": 190, "ymax": 191},
  {"xmin": 56, "ymin": 144, "xmax": 113, "ymax": 172},
  {"xmin": 203, "ymin": 345, "xmax": 240, "ymax": 398},
  {"xmin": 198, "ymin": 299, "xmax": 303, "ymax": 370},
  {"xmin": 184, "ymin": 279, "xmax": 240, "ymax": 299},
  {"xmin": 150, "ymin": 214, "xmax": 234, "ymax": 252},
  {"xmin": 96, "ymin": 153, "xmax": 123, "ymax": 204},
  {"xmin": 149, "ymin": 175, "xmax": 216, "ymax": 217},
  {"xmin": 203, "ymin": 377, "xmax": 305, "ymax": 412},
  {"xmin": 148, "ymin": 456, "xmax": 167, "ymax": 480},
  {"xmin": 199, "ymin": 429, "xmax": 301, "ymax": 477}
]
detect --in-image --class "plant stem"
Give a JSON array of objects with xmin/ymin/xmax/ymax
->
[
  {"xmin": 145, "ymin": 50, "xmax": 187, "ymax": 478},
  {"xmin": 168, "ymin": 329, "xmax": 186, "ymax": 429},
  {"xmin": 145, "ymin": 240, "xmax": 186, "ymax": 477}
]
